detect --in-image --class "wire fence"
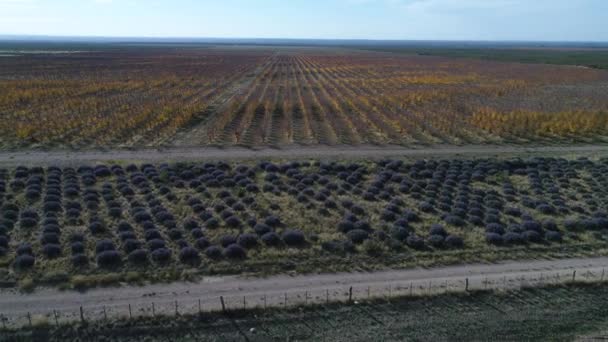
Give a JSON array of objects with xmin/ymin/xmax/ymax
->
[{"xmin": 1, "ymin": 266, "xmax": 607, "ymax": 330}]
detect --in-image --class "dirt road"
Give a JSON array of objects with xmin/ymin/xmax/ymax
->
[
  {"xmin": 169, "ymin": 53, "xmax": 279, "ymax": 146},
  {"xmin": 1, "ymin": 144, "xmax": 608, "ymax": 166},
  {"xmin": 1, "ymin": 256, "xmax": 607, "ymax": 327}
]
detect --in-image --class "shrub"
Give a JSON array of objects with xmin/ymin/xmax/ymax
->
[
  {"xmin": 71, "ymin": 242, "xmax": 85, "ymax": 254},
  {"xmin": 264, "ymin": 215, "xmax": 281, "ymax": 227},
  {"xmin": 20, "ymin": 218, "xmax": 38, "ymax": 229},
  {"xmin": 96, "ymin": 239, "xmax": 116, "ymax": 254},
  {"xmin": 220, "ymin": 235, "xmax": 237, "ymax": 248},
  {"xmin": 522, "ymin": 230, "xmax": 542, "ymax": 243},
  {"xmin": 354, "ymin": 221, "xmax": 371, "ymax": 231},
  {"xmin": 391, "ymin": 227, "xmax": 410, "ymax": 241},
  {"xmin": 41, "ymin": 233, "xmax": 60, "ymax": 245},
  {"xmin": 150, "ymin": 248, "xmax": 172, "ymax": 263},
  {"xmin": 17, "ymin": 243, "xmax": 33, "ymax": 256},
  {"xmin": 321, "ymin": 240, "xmax": 343, "ymax": 253},
  {"xmin": 503, "ymin": 232, "xmax": 523, "ymax": 245},
  {"xmin": 179, "ymin": 247, "xmax": 200, "ymax": 265},
  {"xmin": 445, "ymin": 235, "xmax": 464, "ymax": 248},
  {"xmin": 148, "ymin": 239, "xmax": 166, "ymax": 251},
  {"xmin": 69, "ymin": 233, "xmax": 85, "ymax": 243},
  {"xmin": 261, "ymin": 232, "xmax": 281, "ymax": 246},
  {"xmin": 145, "ymin": 230, "xmax": 162, "ymax": 241},
  {"xmin": 394, "ymin": 219, "xmax": 409, "ymax": 228},
  {"xmin": 195, "ymin": 238, "xmax": 211, "ymax": 250},
  {"xmin": 168, "ymin": 229, "xmax": 183, "ymax": 240},
  {"xmin": 89, "ymin": 222, "xmax": 105, "ymax": 234},
  {"xmin": 205, "ymin": 218, "xmax": 220, "ymax": 229},
  {"xmin": 96, "ymin": 251, "xmax": 121, "ymax": 267},
  {"xmin": 427, "ymin": 234, "xmax": 444, "ymax": 248},
  {"xmin": 505, "ymin": 207, "xmax": 522, "ymax": 217},
  {"xmin": 71, "ymin": 254, "xmax": 88, "ymax": 267},
  {"xmin": 254, "ymin": 223, "xmax": 272, "ymax": 236},
  {"xmin": 282, "ymin": 230, "xmax": 306, "ymax": 247},
  {"xmin": 444, "ymin": 215, "xmax": 465, "ymax": 227},
  {"xmin": 485, "ymin": 233, "xmax": 503, "ymax": 245},
  {"xmin": 205, "ymin": 246, "xmax": 223, "ymax": 260},
  {"xmin": 346, "ymin": 229, "xmax": 369, "ymax": 244},
  {"xmin": 119, "ymin": 231, "xmax": 137, "ymax": 241},
  {"xmin": 485, "ymin": 223, "xmax": 505, "ymax": 235},
  {"xmin": 536, "ymin": 204, "xmax": 556, "ymax": 215},
  {"xmin": 522, "ymin": 221, "xmax": 542, "ymax": 232},
  {"xmin": 108, "ymin": 208, "xmax": 122, "ymax": 218},
  {"xmin": 14, "ymin": 254, "xmax": 36, "ymax": 269},
  {"xmin": 468, "ymin": 216, "xmax": 484, "ymax": 226},
  {"xmin": 545, "ymin": 231, "xmax": 563, "ymax": 242},
  {"xmin": 224, "ymin": 244, "xmax": 247, "ymax": 259},
  {"xmin": 406, "ymin": 235, "xmax": 425, "ymax": 249},
  {"xmin": 429, "ymin": 224, "xmax": 447, "ymax": 237},
  {"xmin": 191, "ymin": 228, "xmax": 204, "ymax": 239},
  {"xmin": 338, "ymin": 221, "xmax": 355, "ymax": 233},
  {"xmin": 122, "ymin": 239, "xmax": 141, "ymax": 254},
  {"xmin": 418, "ymin": 202, "xmax": 434, "ymax": 213},
  {"xmin": 542, "ymin": 220, "xmax": 558, "ymax": 231},
  {"xmin": 237, "ymin": 233, "xmax": 258, "ymax": 249}
]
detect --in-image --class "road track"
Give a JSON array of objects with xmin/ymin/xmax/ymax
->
[
  {"xmin": 1, "ymin": 257, "xmax": 607, "ymax": 326},
  {"xmin": 1, "ymin": 144, "xmax": 608, "ymax": 166}
]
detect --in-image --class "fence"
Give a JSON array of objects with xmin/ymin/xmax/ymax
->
[{"xmin": 1, "ymin": 266, "xmax": 607, "ymax": 330}]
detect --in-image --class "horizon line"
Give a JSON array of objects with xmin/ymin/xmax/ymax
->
[{"xmin": 1, "ymin": 34, "xmax": 608, "ymax": 44}]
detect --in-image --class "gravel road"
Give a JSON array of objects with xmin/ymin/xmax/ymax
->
[
  {"xmin": 1, "ymin": 144, "xmax": 608, "ymax": 166},
  {"xmin": 1, "ymin": 257, "xmax": 607, "ymax": 327}
]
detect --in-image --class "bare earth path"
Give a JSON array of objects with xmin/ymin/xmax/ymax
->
[
  {"xmin": 1, "ymin": 257, "xmax": 608, "ymax": 326},
  {"xmin": 168, "ymin": 53, "xmax": 279, "ymax": 146},
  {"xmin": 1, "ymin": 144, "xmax": 608, "ymax": 166}
]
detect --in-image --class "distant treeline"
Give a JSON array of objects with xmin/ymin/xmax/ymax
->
[{"xmin": 359, "ymin": 46, "xmax": 608, "ymax": 70}]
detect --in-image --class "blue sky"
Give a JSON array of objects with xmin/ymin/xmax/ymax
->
[{"xmin": 0, "ymin": 0, "xmax": 606, "ymax": 41}]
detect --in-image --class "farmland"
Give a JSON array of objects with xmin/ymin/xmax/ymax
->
[
  {"xmin": 2, "ymin": 40, "xmax": 608, "ymax": 340},
  {"xmin": 3, "ymin": 155, "xmax": 608, "ymax": 287},
  {"xmin": 1, "ymin": 45, "xmax": 608, "ymax": 149}
]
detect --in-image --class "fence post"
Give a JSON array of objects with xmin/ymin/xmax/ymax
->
[
  {"xmin": 428, "ymin": 281, "xmax": 431, "ymax": 295},
  {"xmin": 152, "ymin": 302, "xmax": 155, "ymax": 317},
  {"xmin": 220, "ymin": 296, "xmax": 226, "ymax": 313},
  {"xmin": 1, "ymin": 314, "xmax": 5, "ymax": 329},
  {"xmin": 305, "ymin": 291, "xmax": 308, "ymax": 305},
  {"xmin": 484, "ymin": 277, "xmax": 488, "ymax": 289},
  {"xmin": 243, "ymin": 296, "xmax": 246, "ymax": 310},
  {"xmin": 53, "ymin": 310, "xmax": 59, "ymax": 326},
  {"xmin": 264, "ymin": 294, "xmax": 267, "ymax": 309},
  {"xmin": 128, "ymin": 304, "xmax": 132, "ymax": 319},
  {"xmin": 103, "ymin": 306, "xmax": 107, "ymax": 320},
  {"xmin": 79, "ymin": 306, "xmax": 85, "ymax": 324},
  {"xmin": 465, "ymin": 278, "xmax": 469, "ymax": 292},
  {"xmin": 348, "ymin": 287, "xmax": 353, "ymax": 303},
  {"xmin": 602, "ymin": 269, "xmax": 605, "ymax": 282},
  {"xmin": 367, "ymin": 286, "xmax": 371, "ymax": 299},
  {"xmin": 572, "ymin": 270, "xmax": 576, "ymax": 282},
  {"xmin": 388, "ymin": 284, "xmax": 392, "ymax": 298},
  {"xmin": 326, "ymin": 289, "xmax": 329, "ymax": 304},
  {"xmin": 410, "ymin": 282, "xmax": 413, "ymax": 296},
  {"xmin": 198, "ymin": 299, "xmax": 202, "ymax": 315},
  {"xmin": 175, "ymin": 301, "xmax": 179, "ymax": 316},
  {"xmin": 284, "ymin": 293, "xmax": 287, "ymax": 308},
  {"xmin": 27, "ymin": 312, "xmax": 32, "ymax": 327}
]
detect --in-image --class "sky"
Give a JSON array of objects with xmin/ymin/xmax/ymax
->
[{"xmin": 0, "ymin": 0, "xmax": 607, "ymax": 41}]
